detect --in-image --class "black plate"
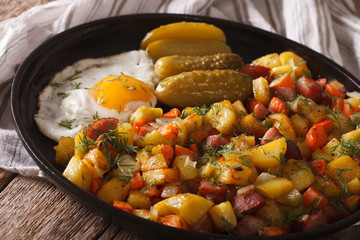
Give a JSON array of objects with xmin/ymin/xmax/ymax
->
[{"xmin": 11, "ymin": 13, "xmax": 360, "ymax": 240}]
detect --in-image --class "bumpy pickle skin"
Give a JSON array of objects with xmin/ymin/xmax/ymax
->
[
  {"xmin": 155, "ymin": 69, "xmax": 253, "ymax": 108},
  {"xmin": 155, "ymin": 53, "xmax": 244, "ymax": 79},
  {"xmin": 146, "ymin": 39, "xmax": 231, "ymax": 61},
  {"xmin": 140, "ymin": 21, "xmax": 226, "ymax": 50}
]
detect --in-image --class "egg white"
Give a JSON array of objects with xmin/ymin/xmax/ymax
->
[{"xmin": 35, "ymin": 50, "xmax": 158, "ymax": 142}]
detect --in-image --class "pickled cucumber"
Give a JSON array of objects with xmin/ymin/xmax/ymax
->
[
  {"xmin": 155, "ymin": 53, "xmax": 244, "ymax": 79},
  {"xmin": 146, "ymin": 39, "xmax": 231, "ymax": 61},
  {"xmin": 155, "ymin": 69, "xmax": 253, "ymax": 108},
  {"xmin": 140, "ymin": 21, "xmax": 226, "ymax": 50}
]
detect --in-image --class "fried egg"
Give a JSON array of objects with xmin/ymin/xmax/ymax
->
[{"xmin": 35, "ymin": 50, "xmax": 158, "ymax": 142}]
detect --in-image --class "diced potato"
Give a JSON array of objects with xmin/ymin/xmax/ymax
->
[
  {"xmin": 311, "ymin": 176, "xmax": 341, "ymax": 198},
  {"xmin": 342, "ymin": 128, "xmax": 360, "ymax": 142},
  {"xmin": 256, "ymin": 199, "xmax": 284, "ymax": 223},
  {"xmin": 276, "ymin": 189, "xmax": 303, "ymax": 207},
  {"xmin": 229, "ymin": 134, "xmax": 255, "ymax": 151},
  {"xmin": 199, "ymin": 159, "xmax": 218, "ymax": 178},
  {"xmin": 279, "ymin": 51, "xmax": 306, "ymax": 66},
  {"xmin": 343, "ymin": 195, "xmax": 360, "ymax": 212},
  {"xmin": 63, "ymin": 155, "xmax": 93, "ymax": 191},
  {"xmin": 239, "ymin": 114, "xmax": 268, "ymax": 139},
  {"xmin": 289, "ymin": 97, "xmax": 326, "ymax": 124},
  {"xmin": 253, "ymin": 77, "xmax": 271, "ymax": 106},
  {"xmin": 142, "ymin": 168, "xmax": 180, "ymax": 185},
  {"xmin": 174, "ymin": 121, "xmax": 188, "ymax": 146},
  {"xmin": 268, "ymin": 113, "xmax": 297, "ymax": 143},
  {"xmin": 182, "ymin": 113, "xmax": 211, "ymax": 135},
  {"xmin": 312, "ymin": 148, "xmax": 334, "ymax": 162},
  {"xmin": 232, "ymin": 100, "xmax": 247, "ymax": 117},
  {"xmin": 328, "ymin": 112, "xmax": 355, "ymax": 136},
  {"xmin": 111, "ymin": 154, "xmax": 140, "ymax": 177},
  {"xmin": 172, "ymin": 155, "xmax": 198, "ymax": 180},
  {"xmin": 282, "ymin": 159, "xmax": 315, "ymax": 191},
  {"xmin": 135, "ymin": 130, "xmax": 171, "ymax": 147},
  {"xmin": 206, "ymin": 101, "xmax": 237, "ymax": 135},
  {"xmin": 127, "ymin": 190, "xmax": 151, "ymax": 209},
  {"xmin": 74, "ymin": 129, "xmax": 94, "ymax": 158},
  {"xmin": 208, "ymin": 201, "xmax": 237, "ymax": 232},
  {"xmin": 322, "ymin": 138, "xmax": 343, "ymax": 159},
  {"xmin": 252, "ymin": 53, "xmax": 281, "ymax": 69},
  {"xmin": 189, "ymin": 130, "xmax": 209, "ymax": 146},
  {"xmin": 347, "ymin": 178, "xmax": 360, "ymax": 195},
  {"xmin": 290, "ymin": 114, "xmax": 309, "ymax": 138},
  {"xmin": 54, "ymin": 136, "xmax": 75, "ymax": 166},
  {"xmin": 255, "ymin": 177, "xmax": 294, "ymax": 199},
  {"xmin": 325, "ymin": 155, "xmax": 360, "ymax": 185},
  {"xmin": 214, "ymin": 159, "xmax": 253, "ymax": 186},
  {"xmin": 137, "ymin": 146, "xmax": 168, "ymax": 171},
  {"xmin": 150, "ymin": 193, "xmax": 214, "ymax": 225},
  {"xmin": 96, "ymin": 177, "xmax": 129, "ymax": 204},
  {"xmin": 132, "ymin": 209, "xmax": 150, "ymax": 219},
  {"xmin": 271, "ymin": 64, "xmax": 293, "ymax": 78},
  {"xmin": 130, "ymin": 106, "xmax": 163, "ymax": 124},
  {"xmin": 297, "ymin": 138, "xmax": 312, "ymax": 160},
  {"xmin": 83, "ymin": 148, "xmax": 110, "ymax": 177},
  {"xmin": 116, "ymin": 123, "xmax": 135, "ymax": 145},
  {"xmin": 250, "ymin": 137, "xmax": 287, "ymax": 174}
]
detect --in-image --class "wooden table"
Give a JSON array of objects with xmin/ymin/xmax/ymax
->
[{"xmin": 1, "ymin": 1, "xmax": 360, "ymax": 239}]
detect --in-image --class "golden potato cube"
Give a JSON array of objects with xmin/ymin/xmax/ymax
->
[
  {"xmin": 96, "ymin": 177, "xmax": 129, "ymax": 204},
  {"xmin": 311, "ymin": 176, "xmax": 341, "ymax": 198},
  {"xmin": 117, "ymin": 123, "xmax": 135, "ymax": 145},
  {"xmin": 206, "ymin": 102, "xmax": 237, "ymax": 135},
  {"xmin": 290, "ymin": 114, "xmax": 309, "ymax": 138},
  {"xmin": 290, "ymin": 97, "xmax": 326, "ymax": 124},
  {"xmin": 270, "ymin": 64, "xmax": 293, "ymax": 78},
  {"xmin": 276, "ymin": 189, "xmax": 303, "ymax": 207},
  {"xmin": 189, "ymin": 130, "xmax": 209, "ymax": 146},
  {"xmin": 130, "ymin": 106, "xmax": 163, "ymax": 124},
  {"xmin": 255, "ymin": 177, "xmax": 294, "ymax": 199},
  {"xmin": 74, "ymin": 129, "xmax": 94, "ymax": 158},
  {"xmin": 142, "ymin": 168, "xmax": 180, "ymax": 185},
  {"xmin": 199, "ymin": 160, "xmax": 218, "ymax": 178},
  {"xmin": 268, "ymin": 113, "xmax": 297, "ymax": 143},
  {"xmin": 182, "ymin": 113, "xmax": 210, "ymax": 134},
  {"xmin": 137, "ymin": 147, "xmax": 168, "ymax": 172},
  {"xmin": 279, "ymin": 51, "xmax": 306, "ymax": 66},
  {"xmin": 312, "ymin": 148, "xmax": 334, "ymax": 162},
  {"xmin": 282, "ymin": 159, "xmax": 315, "ymax": 191},
  {"xmin": 256, "ymin": 199, "xmax": 284, "ymax": 223},
  {"xmin": 54, "ymin": 136, "xmax": 75, "ymax": 166},
  {"xmin": 229, "ymin": 134, "xmax": 256, "ymax": 151},
  {"xmin": 322, "ymin": 138, "xmax": 343, "ymax": 159},
  {"xmin": 83, "ymin": 148, "xmax": 110, "ymax": 177},
  {"xmin": 232, "ymin": 100, "xmax": 247, "ymax": 116},
  {"xmin": 343, "ymin": 195, "xmax": 360, "ymax": 212},
  {"xmin": 63, "ymin": 155, "xmax": 93, "ymax": 191},
  {"xmin": 253, "ymin": 77, "xmax": 271, "ymax": 106},
  {"xmin": 135, "ymin": 130, "xmax": 171, "ymax": 147},
  {"xmin": 150, "ymin": 193, "xmax": 214, "ymax": 225},
  {"xmin": 208, "ymin": 201, "xmax": 237, "ymax": 232},
  {"xmin": 250, "ymin": 137, "xmax": 287, "ymax": 174},
  {"xmin": 215, "ymin": 159, "xmax": 253, "ymax": 186},
  {"xmin": 240, "ymin": 114, "xmax": 268, "ymax": 139},
  {"xmin": 127, "ymin": 190, "xmax": 151, "ymax": 209},
  {"xmin": 297, "ymin": 139, "xmax": 312, "ymax": 160},
  {"xmin": 326, "ymin": 155, "xmax": 360, "ymax": 185},
  {"xmin": 132, "ymin": 209, "xmax": 150, "ymax": 219},
  {"xmin": 175, "ymin": 121, "xmax": 188, "ymax": 146},
  {"xmin": 252, "ymin": 53, "xmax": 281, "ymax": 69},
  {"xmin": 172, "ymin": 155, "xmax": 198, "ymax": 180},
  {"xmin": 347, "ymin": 178, "xmax": 360, "ymax": 195},
  {"xmin": 342, "ymin": 128, "xmax": 360, "ymax": 142}
]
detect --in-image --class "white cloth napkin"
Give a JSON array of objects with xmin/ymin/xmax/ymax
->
[{"xmin": 1, "ymin": 0, "xmax": 360, "ymax": 177}]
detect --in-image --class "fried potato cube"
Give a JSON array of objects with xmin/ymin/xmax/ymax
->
[
  {"xmin": 255, "ymin": 177, "xmax": 294, "ymax": 199},
  {"xmin": 54, "ymin": 136, "xmax": 75, "ymax": 166},
  {"xmin": 268, "ymin": 113, "xmax": 297, "ymax": 143},
  {"xmin": 96, "ymin": 177, "xmax": 130, "ymax": 204},
  {"xmin": 172, "ymin": 155, "xmax": 198, "ymax": 180},
  {"xmin": 117, "ymin": 123, "xmax": 135, "ymax": 145},
  {"xmin": 282, "ymin": 159, "xmax": 315, "ymax": 191},
  {"xmin": 347, "ymin": 178, "xmax": 360, "ymax": 195},
  {"xmin": 326, "ymin": 155, "xmax": 360, "ymax": 185},
  {"xmin": 276, "ymin": 189, "xmax": 303, "ymax": 207},
  {"xmin": 63, "ymin": 155, "xmax": 94, "ymax": 191},
  {"xmin": 311, "ymin": 176, "xmax": 341, "ymax": 198},
  {"xmin": 142, "ymin": 168, "xmax": 180, "ymax": 185},
  {"xmin": 135, "ymin": 130, "xmax": 171, "ymax": 147},
  {"xmin": 127, "ymin": 190, "xmax": 151, "ymax": 209},
  {"xmin": 130, "ymin": 106, "xmax": 163, "ymax": 124},
  {"xmin": 83, "ymin": 148, "xmax": 110, "ymax": 177},
  {"xmin": 208, "ymin": 201, "xmax": 237, "ymax": 232},
  {"xmin": 214, "ymin": 159, "xmax": 253, "ymax": 186},
  {"xmin": 206, "ymin": 101, "xmax": 237, "ymax": 135},
  {"xmin": 253, "ymin": 77, "xmax": 271, "ymax": 106}
]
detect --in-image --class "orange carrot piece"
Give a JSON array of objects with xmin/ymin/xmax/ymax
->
[
  {"xmin": 130, "ymin": 171, "xmax": 145, "ymax": 190},
  {"xmin": 161, "ymin": 144, "xmax": 174, "ymax": 166},
  {"xmin": 325, "ymin": 83, "xmax": 346, "ymax": 98},
  {"xmin": 263, "ymin": 225, "xmax": 286, "ymax": 236},
  {"xmin": 113, "ymin": 200, "xmax": 133, "ymax": 213},
  {"xmin": 331, "ymin": 97, "xmax": 344, "ymax": 112},
  {"xmin": 270, "ymin": 73, "xmax": 295, "ymax": 89},
  {"xmin": 316, "ymin": 78, "xmax": 327, "ymax": 89},
  {"xmin": 90, "ymin": 177, "xmax": 102, "ymax": 194},
  {"xmin": 343, "ymin": 102, "xmax": 360, "ymax": 119},
  {"xmin": 142, "ymin": 185, "xmax": 161, "ymax": 197},
  {"xmin": 158, "ymin": 215, "xmax": 190, "ymax": 230},
  {"xmin": 158, "ymin": 123, "xmax": 179, "ymax": 141},
  {"xmin": 174, "ymin": 145, "xmax": 198, "ymax": 160},
  {"xmin": 163, "ymin": 108, "xmax": 181, "ymax": 118},
  {"xmin": 306, "ymin": 124, "xmax": 328, "ymax": 150},
  {"xmin": 269, "ymin": 96, "xmax": 286, "ymax": 113},
  {"xmin": 315, "ymin": 118, "xmax": 334, "ymax": 132},
  {"xmin": 310, "ymin": 159, "xmax": 326, "ymax": 176},
  {"xmin": 303, "ymin": 187, "xmax": 328, "ymax": 210}
]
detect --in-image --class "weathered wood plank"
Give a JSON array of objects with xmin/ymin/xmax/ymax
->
[
  {"xmin": 0, "ymin": 169, "xmax": 17, "ymax": 191},
  {"xmin": 0, "ymin": 175, "xmax": 111, "ymax": 239}
]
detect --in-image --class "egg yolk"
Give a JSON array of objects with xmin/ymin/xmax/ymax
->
[{"xmin": 89, "ymin": 75, "xmax": 153, "ymax": 112}]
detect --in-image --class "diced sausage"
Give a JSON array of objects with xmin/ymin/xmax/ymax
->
[
  {"xmin": 247, "ymin": 98, "xmax": 269, "ymax": 120},
  {"xmin": 203, "ymin": 134, "xmax": 229, "ymax": 149},
  {"xmin": 190, "ymin": 213, "xmax": 213, "ymax": 233},
  {"xmin": 138, "ymin": 124, "xmax": 156, "ymax": 137},
  {"xmin": 270, "ymin": 86, "xmax": 295, "ymax": 100},
  {"xmin": 198, "ymin": 179, "xmax": 227, "ymax": 204},
  {"xmin": 285, "ymin": 139, "xmax": 303, "ymax": 160},
  {"xmin": 236, "ymin": 215, "xmax": 265, "ymax": 236},
  {"xmin": 260, "ymin": 127, "xmax": 282, "ymax": 145},
  {"xmin": 87, "ymin": 117, "xmax": 119, "ymax": 140},
  {"xmin": 240, "ymin": 64, "xmax": 271, "ymax": 80},
  {"xmin": 324, "ymin": 204, "xmax": 349, "ymax": 224},
  {"xmin": 320, "ymin": 92, "xmax": 332, "ymax": 106},
  {"xmin": 295, "ymin": 76, "xmax": 323, "ymax": 103},
  {"xmin": 232, "ymin": 190, "xmax": 265, "ymax": 215},
  {"xmin": 296, "ymin": 211, "xmax": 328, "ymax": 231}
]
